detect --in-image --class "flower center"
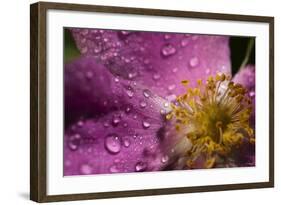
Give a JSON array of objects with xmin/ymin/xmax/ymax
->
[{"xmin": 166, "ymin": 73, "xmax": 254, "ymax": 168}]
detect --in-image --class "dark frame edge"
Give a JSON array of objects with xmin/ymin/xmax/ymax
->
[
  {"xmin": 269, "ymin": 17, "xmax": 275, "ymax": 188},
  {"xmin": 30, "ymin": 2, "xmax": 48, "ymax": 203},
  {"xmin": 43, "ymin": 181, "xmax": 273, "ymax": 202}
]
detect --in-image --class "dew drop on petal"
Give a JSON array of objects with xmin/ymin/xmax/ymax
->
[
  {"xmin": 105, "ymin": 134, "xmax": 121, "ymax": 154},
  {"xmin": 77, "ymin": 120, "xmax": 84, "ymax": 127},
  {"xmin": 135, "ymin": 162, "xmax": 147, "ymax": 172},
  {"xmin": 114, "ymin": 77, "xmax": 120, "ymax": 83},
  {"xmin": 81, "ymin": 29, "xmax": 89, "ymax": 35},
  {"xmin": 160, "ymin": 109, "xmax": 166, "ymax": 115},
  {"xmin": 125, "ymin": 106, "xmax": 131, "ymax": 113},
  {"xmin": 128, "ymin": 72, "xmax": 137, "ymax": 79},
  {"xmin": 181, "ymin": 38, "xmax": 189, "ymax": 47},
  {"xmin": 126, "ymin": 89, "xmax": 134, "ymax": 98},
  {"xmin": 123, "ymin": 138, "xmax": 131, "ymax": 148},
  {"xmin": 161, "ymin": 155, "xmax": 169, "ymax": 163},
  {"xmin": 189, "ymin": 57, "xmax": 199, "ymax": 67},
  {"xmin": 81, "ymin": 47, "xmax": 88, "ymax": 54},
  {"xmin": 80, "ymin": 164, "xmax": 92, "ymax": 175},
  {"xmin": 142, "ymin": 120, "xmax": 151, "ymax": 129},
  {"xmin": 161, "ymin": 44, "xmax": 176, "ymax": 57},
  {"xmin": 103, "ymin": 121, "xmax": 110, "ymax": 128},
  {"xmin": 68, "ymin": 134, "xmax": 81, "ymax": 151},
  {"xmin": 172, "ymin": 67, "xmax": 178, "ymax": 73},
  {"xmin": 112, "ymin": 116, "xmax": 120, "ymax": 126},
  {"xmin": 123, "ymin": 122, "xmax": 128, "ymax": 128},
  {"xmin": 168, "ymin": 84, "xmax": 176, "ymax": 91},
  {"xmin": 140, "ymin": 101, "xmax": 147, "ymax": 108},
  {"xmin": 164, "ymin": 102, "xmax": 169, "ymax": 108},
  {"xmin": 85, "ymin": 71, "xmax": 93, "ymax": 79},
  {"xmin": 153, "ymin": 73, "xmax": 161, "ymax": 81},
  {"xmin": 249, "ymin": 91, "xmax": 255, "ymax": 97},
  {"xmin": 109, "ymin": 165, "xmax": 119, "ymax": 173},
  {"xmin": 143, "ymin": 89, "xmax": 151, "ymax": 98}
]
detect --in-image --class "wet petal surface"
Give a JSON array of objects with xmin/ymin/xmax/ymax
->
[
  {"xmin": 71, "ymin": 29, "xmax": 231, "ymax": 97},
  {"xmin": 64, "ymin": 110, "xmax": 167, "ymax": 175}
]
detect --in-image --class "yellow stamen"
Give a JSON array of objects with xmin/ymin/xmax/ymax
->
[{"xmin": 168, "ymin": 73, "xmax": 254, "ymax": 168}]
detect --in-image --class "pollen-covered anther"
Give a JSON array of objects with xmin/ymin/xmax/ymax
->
[{"xmin": 168, "ymin": 73, "xmax": 254, "ymax": 169}]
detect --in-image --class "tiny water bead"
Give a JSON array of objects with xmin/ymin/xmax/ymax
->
[
  {"xmin": 142, "ymin": 120, "xmax": 151, "ymax": 129},
  {"xmin": 181, "ymin": 38, "xmax": 189, "ymax": 47},
  {"xmin": 123, "ymin": 138, "xmax": 131, "ymax": 148},
  {"xmin": 109, "ymin": 165, "xmax": 120, "ymax": 173},
  {"xmin": 153, "ymin": 73, "xmax": 161, "ymax": 81},
  {"xmin": 143, "ymin": 89, "xmax": 151, "ymax": 98},
  {"xmin": 105, "ymin": 134, "xmax": 122, "ymax": 154},
  {"xmin": 167, "ymin": 73, "xmax": 254, "ymax": 169},
  {"xmin": 68, "ymin": 134, "xmax": 81, "ymax": 151},
  {"xmin": 161, "ymin": 155, "xmax": 169, "ymax": 163},
  {"xmin": 189, "ymin": 57, "xmax": 199, "ymax": 68},
  {"xmin": 161, "ymin": 44, "xmax": 177, "ymax": 57},
  {"xmin": 140, "ymin": 101, "xmax": 147, "ymax": 108},
  {"xmin": 112, "ymin": 116, "xmax": 121, "ymax": 126},
  {"xmin": 80, "ymin": 164, "xmax": 92, "ymax": 175},
  {"xmin": 126, "ymin": 87, "xmax": 134, "ymax": 98},
  {"xmin": 135, "ymin": 162, "xmax": 147, "ymax": 172}
]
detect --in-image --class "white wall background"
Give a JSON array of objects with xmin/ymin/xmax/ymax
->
[{"xmin": 0, "ymin": 0, "xmax": 279, "ymax": 204}]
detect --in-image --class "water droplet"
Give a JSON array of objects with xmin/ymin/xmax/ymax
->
[
  {"xmin": 161, "ymin": 44, "xmax": 176, "ymax": 57},
  {"xmin": 140, "ymin": 101, "xmax": 147, "ymax": 108},
  {"xmin": 189, "ymin": 57, "xmax": 199, "ymax": 67},
  {"xmin": 126, "ymin": 87, "xmax": 134, "ymax": 98},
  {"xmin": 249, "ymin": 91, "xmax": 255, "ymax": 97},
  {"xmin": 85, "ymin": 71, "xmax": 93, "ymax": 79},
  {"xmin": 77, "ymin": 120, "xmax": 84, "ymax": 127},
  {"xmin": 112, "ymin": 116, "xmax": 121, "ymax": 126},
  {"xmin": 114, "ymin": 77, "xmax": 120, "ymax": 83},
  {"xmin": 81, "ymin": 38, "xmax": 86, "ymax": 44},
  {"xmin": 164, "ymin": 102, "xmax": 169, "ymax": 108},
  {"xmin": 172, "ymin": 67, "xmax": 178, "ymax": 73},
  {"xmin": 144, "ymin": 59, "xmax": 150, "ymax": 65},
  {"xmin": 123, "ymin": 122, "xmax": 128, "ymax": 128},
  {"xmin": 143, "ymin": 89, "xmax": 151, "ymax": 98},
  {"xmin": 105, "ymin": 134, "xmax": 121, "ymax": 154},
  {"xmin": 160, "ymin": 109, "xmax": 166, "ymax": 115},
  {"xmin": 81, "ymin": 29, "xmax": 89, "ymax": 36},
  {"xmin": 205, "ymin": 68, "xmax": 211, "ymax": 74},
  {"xmin": 135, "ymin": 162, "xmax": 147, "ymax": 172},
  {"xmin": 121, "ymin": 31, "xmax": 130, "ymax": 35},
  {"xmin": 109, "ymin": 165, "xmax": 120, "ymax": 173},
  {"xmin": 192, "ymin": 35, "xmax": 199, "ymax": 40},
  {"xmin": 80, "ymin": 164, "xmax": 92, "ymax": 175},
  {"xmin": 164, "ymin": 34, "xmax": 171, "ymax": 40},
  {"xmin": 168, "ymin": 84, "xmax": 176, "ymax": 91},
  {"xmin": 125, "ymin": 106, "xmax": 131, "ymax": 113},
  {"xmin": 81, "ymin": 47, "xmax": 88, "ymax": 54},
  {"xmin": 142, "ymin": 120, "xmax": 151, "ymax": 129},
  {"xmin": 68, "ymin": 134, "xmax": 81, "ymax": 151},
  {"xmin": 103, "ymin": 121, "xmax": 110, "ymax": 128},
  {"xmin": 94, "ymin": 46, "xmax": 102, "ymax": 54},
  {"xmin": 128, "ymin": 72, "xmax": 137, "ymax": 79},
  {"xmin": 161, "ymin": 155, "xmax": 169, "ymax": 163},
  {"xmin": 153, "ymin": 73, "xmax": 161, "ymax": 80},
  {"xmin": 123, "ymin": 138, "xmax": 131, "ymax": 147},
  {"xmin": 133, "ymin": 115, "xmax": 138, "ymax": 119},
  {"xmin": 181, "ymin": 38, "xmax": 189, "ymax": 47}
]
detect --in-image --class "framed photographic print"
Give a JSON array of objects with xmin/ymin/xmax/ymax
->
[{"xmin": 30, "ymin": 1, "xmax": 274, "ymax": 202}]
